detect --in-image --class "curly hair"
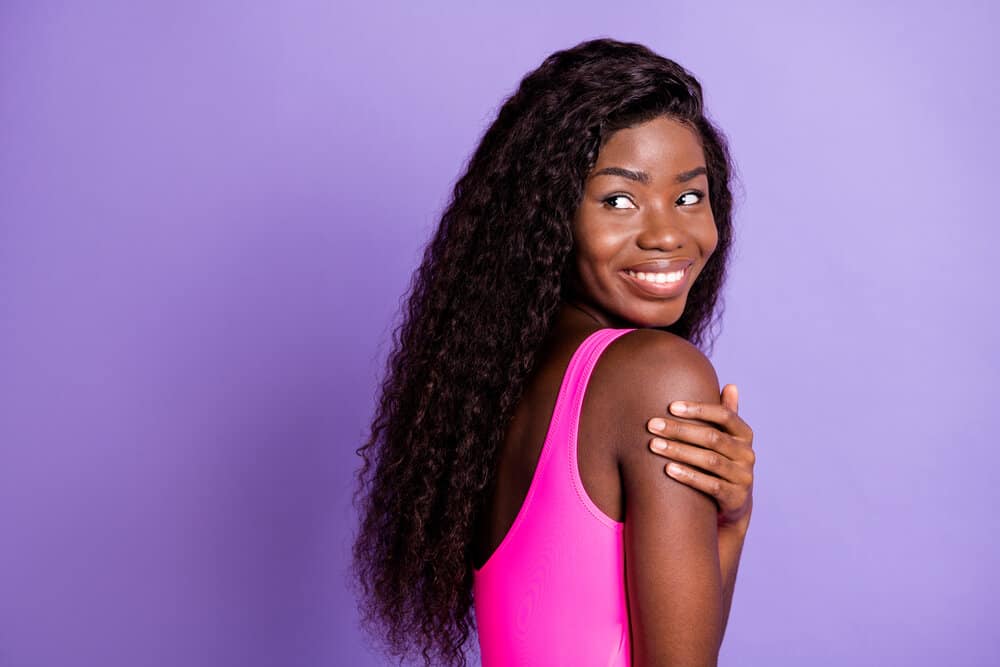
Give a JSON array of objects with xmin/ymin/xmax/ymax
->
[{"xmin": 350, "ymin": 37, "xmax": 739, "ymax": 666}]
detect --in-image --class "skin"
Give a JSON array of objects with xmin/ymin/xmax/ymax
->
[{"xmin": 560, "ymin": 115, "xmax": 755, "ymax": 662}]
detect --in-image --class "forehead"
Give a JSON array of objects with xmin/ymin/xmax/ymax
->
[{"xmin": 592, "ymin": 116, "xmax": 704, "ymax": 177}]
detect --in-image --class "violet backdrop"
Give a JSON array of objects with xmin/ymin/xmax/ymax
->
[{"xmin": 1, "ymin": 1, "xmax": 997, "ymax": 665}]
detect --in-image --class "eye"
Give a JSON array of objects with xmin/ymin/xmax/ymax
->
[
  {"xmin": 602, "ymin": 194, "xmax": 636, "ymax": 210},
  {"xmin": 677, "ymin": 190, "xmax": 706, "ymax": 206}
]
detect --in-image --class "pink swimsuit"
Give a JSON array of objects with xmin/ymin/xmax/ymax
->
[{"xmin": 473, "ymin": 327, "xmax": 637, "ymax": 666}]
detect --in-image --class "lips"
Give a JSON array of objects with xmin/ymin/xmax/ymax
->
[
  {"xmin": 619, "ymin": 260, "xmax": 694, "ymax": 298},
  {"xmin": 624, "ymin": 258, "xmax": 695, "ymax": 273}
]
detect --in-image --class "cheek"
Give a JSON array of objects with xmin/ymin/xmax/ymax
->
[
  {"xmin": 573, "ymin": 222, "xmax": 621, "ymax": 267},
  {"xmin": 699, "ymin": 216, "xmax": 720, "ymax": 254}
]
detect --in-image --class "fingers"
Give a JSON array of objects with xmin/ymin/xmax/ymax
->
[
  {"xmin": 649, "ymin": 437, "xmax": 745, "ymax": 485},
  {"xmin": 662, "ymin": 458, "xmax": 739, "ymax": 508},
  {"xmin": 722, "ymin": 383, "xmax": 738, "ymax": 413},
  {"xmin": 667, "ymin": 398, "xmax": 752, "ymax": 440},
  {"xmin": 647, "ymin": 416, "xmax": 736, "ymax": 459}
]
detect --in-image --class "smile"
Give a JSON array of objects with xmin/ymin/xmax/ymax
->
[
  {"xmin": 620, "ymin": 264, "xmax": 692, "ymax": 297},
  {"xmin": 625, "ymin": 268, "xmax": 686, "ymax": 284}
]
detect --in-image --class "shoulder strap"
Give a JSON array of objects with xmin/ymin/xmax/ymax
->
[{"xmin": 553, "ymin": 327, "xmax": 636, "ymax": 525}]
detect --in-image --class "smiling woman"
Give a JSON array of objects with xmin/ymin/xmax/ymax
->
[
  {"xmin": 352, "ymin": 37, "xmax": 754, "ymax": 667},
  {"xmin": 573, "ymin": 117, "xmax": 718, "ymax": 316}
]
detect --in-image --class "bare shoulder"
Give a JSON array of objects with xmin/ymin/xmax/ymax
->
[
  {"xmin": 598, "ymin": 327, "xmax": 722, "ymax": 438},
  {"xmin": 589, "ymin": 328, "xmax": 723, "ymax": 468},
  {"xmin": 606, "ymin": 329, "xmax": 719, "ymax": 392},
  {"xmin": 597, "ymin": 327, "xmax": 724, "ymax": 664}
]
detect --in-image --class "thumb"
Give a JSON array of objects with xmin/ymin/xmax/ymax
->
[{"xmin": 721, "ymin": 383, "xmax": 739, "ymax": 413}]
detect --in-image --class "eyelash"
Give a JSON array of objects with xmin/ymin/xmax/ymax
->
[{"xmin": 602, "ymin": 190, "xmax": 705, "ymax": 209}]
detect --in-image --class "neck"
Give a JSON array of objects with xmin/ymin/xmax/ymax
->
[
  {"xmin": 555, "ymin": 296, "xmax": 632, "ymax": 331},
  {"xmin": 555, "ymin": 269, "xmax": 635, "ymax": 330}
]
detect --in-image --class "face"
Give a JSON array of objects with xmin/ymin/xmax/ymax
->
[{"xmin": 567, "ymin": 115, "xmax": 718, "ymax": 328}]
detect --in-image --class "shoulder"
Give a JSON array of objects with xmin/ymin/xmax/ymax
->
[
  {"xmin": 602, "ymin": 326, "xmax": 718, "ymax": 378},
  {"xmin": 587, "ymin": 326, "xmax": 723, "ymax": 486},
  {"xmin": 596, "ymin": 327, "xmax": 721, "ymax": 439},
  {"xmin": 594, "ymin": 326, "xmax": 721, "ymax": 488}
]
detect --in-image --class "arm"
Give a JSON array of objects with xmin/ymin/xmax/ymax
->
[
  {"xmin": 644, "ymin": 384, "xmax": 756, "ymax": 645},
  {"xmin": 613, "ymin": 330, "xmax": 725, "ymax": 666},
  {"xmin": 717, "ymin": 512, "xmax": 750, "ymax": 639}
]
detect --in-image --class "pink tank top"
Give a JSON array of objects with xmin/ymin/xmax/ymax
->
[{"xmin": 473, "ymin": 327, "xmax": 637, "ymax": 666}]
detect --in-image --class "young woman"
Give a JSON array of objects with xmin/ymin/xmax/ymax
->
[{"xmin": 352, "ymin": 38, "xmax": 756, "ymax": 666}]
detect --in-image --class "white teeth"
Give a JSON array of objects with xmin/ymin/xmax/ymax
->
[{"xmin": 626, "ymin": 269, "xmax": 685, "ymax": 284}]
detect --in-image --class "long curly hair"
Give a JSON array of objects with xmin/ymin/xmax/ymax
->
[{"xmin": 350, "ymin": 37, "xmax": 739, "ymax": 666}]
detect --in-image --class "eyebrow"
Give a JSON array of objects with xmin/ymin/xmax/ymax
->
[{"xmin": 590, "ymin": 165, "xmax": 708, "ymax": 185}]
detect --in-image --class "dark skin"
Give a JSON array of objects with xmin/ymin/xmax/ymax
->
[
  {"xmin": 475, "ymin": 116, "xmax": 754, "ymax": 663},
  {"xmin": 560, "ymin": 304, "xmax": 755, "ymax": 529}
]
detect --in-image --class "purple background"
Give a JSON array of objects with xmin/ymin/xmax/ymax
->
[{"xmin": 2, "ymin": 1, "xmax": 997, "ymax": 665}]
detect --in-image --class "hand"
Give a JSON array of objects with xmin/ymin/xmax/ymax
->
[{"xmin": 645, "ymin": 384, "xmax": 755, "ymax": 528}]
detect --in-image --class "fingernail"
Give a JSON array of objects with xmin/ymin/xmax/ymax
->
[
  {"xmin": 670, "ymin": 402, "xmax": 687, "ymax": 415},
  {"xmin": 667, "ymin": 463, "xmax": 683, "ymax": 475},
  {"xmin": 649, "ymin": 418, "xmax": 666, "ymax": 431},
  {"xmin": 650, "ymin": 438, "xmax": 667, "ymax": 452}
]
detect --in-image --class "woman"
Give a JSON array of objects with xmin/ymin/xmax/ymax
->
[{"xmin": 352, "ymin": 38, "xmax": 756, "ymax": 666}]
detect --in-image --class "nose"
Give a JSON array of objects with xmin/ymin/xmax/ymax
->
[{"xmin": 636, "ymin": 203, "xmax": 687, "ymax": 250}]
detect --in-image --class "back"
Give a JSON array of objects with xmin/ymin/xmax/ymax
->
[{"xmin": 473, "ymin": 327, "xmax": 635, "ymax": 667}]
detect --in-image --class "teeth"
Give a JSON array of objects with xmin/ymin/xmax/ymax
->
[{"xmin": 626, "ymin": 269, "xmax": 685, "ymax": 284}]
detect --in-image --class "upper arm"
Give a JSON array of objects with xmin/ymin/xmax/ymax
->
[{"xmin": 610, "ymin": 329, "xmax": 723, "ymax": 666}]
